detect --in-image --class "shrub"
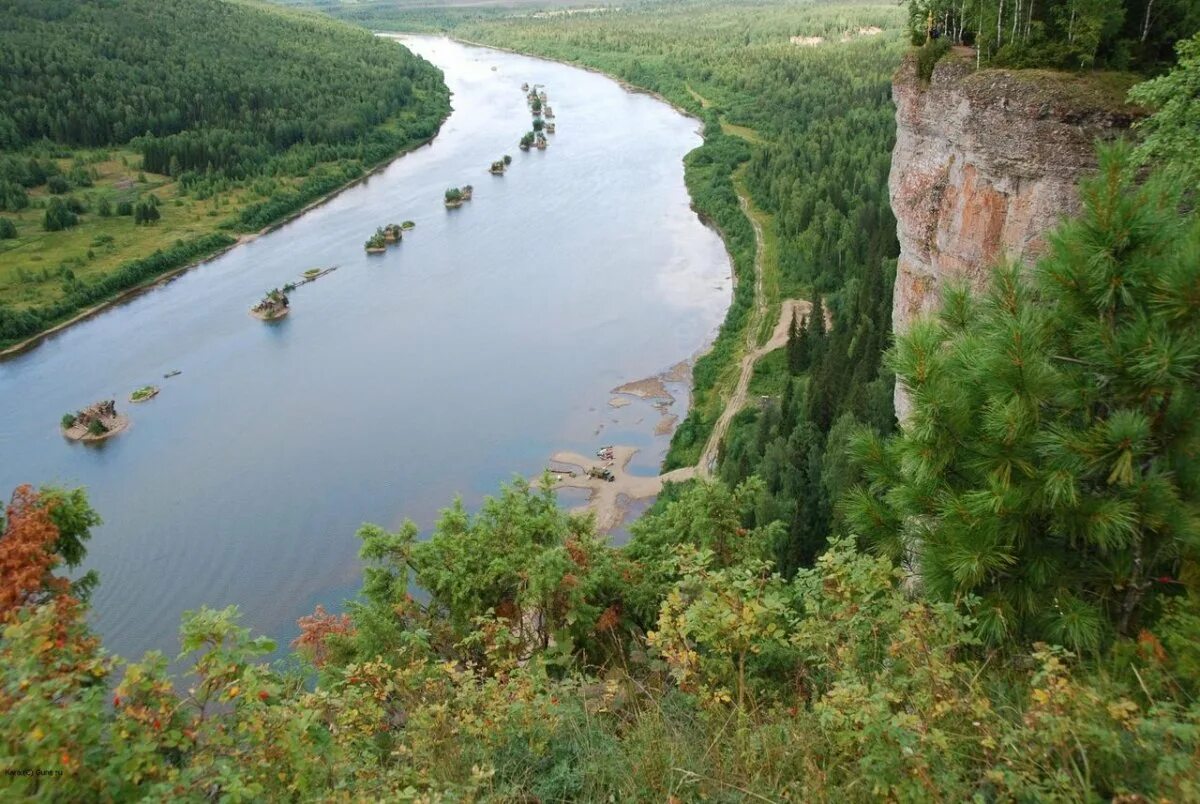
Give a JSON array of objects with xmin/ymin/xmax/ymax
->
[
  {"xmin": 43, "ymin": 198, "xmax": 78, "ymax": 231},
  {"xmin": 915, "ymin": 37, "xmax": 951, "ymax": 81}
]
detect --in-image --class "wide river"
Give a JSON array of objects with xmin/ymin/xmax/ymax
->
[{"xmin": 0, "ymin": 36, "xmax": 730, "ymax": 660}]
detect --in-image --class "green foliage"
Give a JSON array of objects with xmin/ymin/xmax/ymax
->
[
  {"xmin": 348, "ymin": 477, "xmax": 638, "ymax": 671},
  {"xmin": 906, "ymin": 0, "xmax": 1199, "ymax": 69},
  {"xmin": 1130, "ymin": 32, "xmax": 1200, "ymax": 181},
  {"xmin": 916, "ymin": 35, "xmax": 952, "ymax": 80},
  {"xmin": 45, "ymin": 174, "xmax": 69, "ymax": 195},
  {"xmin": 0, "ymin": 232, "xmax": 236, "ymax": 347},
  {"xmin": 5, "ymin": 485, "xmax": 1200, "ymax": 800},
  {"xmin": 132, "ymin": 200, "xmax": 159, "ymax": 225},
  {"xmin": 0, "ymin": 0, "xmax": 450, "ymax": 345},
  {"xmin": 5, "ymin": 4, "xmax": 1200, "ymax": 799},
  {"xmin": 847, "ymin": 147, "xmax": 1200, "ymax": 651},
  {"xmin": 0, "ymin": 0, "xmax": 447, "ymax": 176},
  {"xmin": 39, "ymin": 486, "xmax": 101, "ymax": 602},
  {"xmin": 0, "ymin": 218, "xmax": 15, "ymax": 239},
  {"xmin": 41, "ymin": 197, "xmax": 77, "ymax": 231}
]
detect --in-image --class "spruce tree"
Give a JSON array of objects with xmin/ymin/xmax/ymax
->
[{"xmin": 846, "ymin": 147, "xmax": 1200, "ymax": 651}]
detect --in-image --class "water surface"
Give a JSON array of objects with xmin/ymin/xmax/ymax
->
[{"xmin": 0, "ymin": 36, "xmax": 730, "ymax": 659}]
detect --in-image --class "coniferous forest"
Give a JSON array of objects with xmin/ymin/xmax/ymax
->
[
  {"xmin": 0, "ymin": 0, "xmax": 449, "ymax": 347},
  {"xmin": 4, "ymin": 0, "xmax": 1200, "ymax": 800},
  {"xmin": 436, "ymin": 2, "xmax": 905, "ymax": 578}
]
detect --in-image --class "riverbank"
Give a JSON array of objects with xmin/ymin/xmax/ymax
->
[
  {"xmin": 2, "ymin": 35, "xmax": 732, "ymax": 658},
  {"xmin": 419, "ymin": 35, "xmax": 704, "ymax": 121},
  {"xmin": 0, "ymin": 114, "xmax": 450, "ymax": 359},
  {"xmin": 420, "ymin": 31, "xmax": 762, "ymax": 474}
]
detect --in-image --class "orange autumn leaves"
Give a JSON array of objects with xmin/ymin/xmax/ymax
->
[
  {"xmin": 0, "ymin": 485, "xmax": 71, "ymax": 617},
  {"xmin": 292, "ymin": 604, "xmax": 354, "ymax": 668}
]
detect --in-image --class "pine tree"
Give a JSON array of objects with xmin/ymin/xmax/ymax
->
[
  {"xmin": 846, "ymin": 147, "xmax": 1200, "ymax": 651},
  {"xmin": 787, "ymin": 313, "xmax": 811, "ymax": 374}
]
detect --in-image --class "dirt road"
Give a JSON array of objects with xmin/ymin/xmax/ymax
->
[{"xmin": 545, "ymin": 184, "xmax": 811, "ymax": 529}]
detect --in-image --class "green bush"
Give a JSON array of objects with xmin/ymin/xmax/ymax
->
[
  {"xmin": 915, "ymin": 37, "xmax": 951, "ymax": 81},
  {"xmin": 43, "ymin": 198, "xmax": 78, "ymax": 232}
]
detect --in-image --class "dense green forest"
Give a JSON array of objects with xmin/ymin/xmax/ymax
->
[
  {"xmin": 906, "ymin": 0, "xmax": 1200, "ymax": 68},
  {"xmin": 3, "ymin": 0, "xmax": 1200, "ymax": 797},
  {"xmin": 5, "ymin": 115, "xmax": 1200, "ymax": 796},
  {"xmin": 427, "ymin": 1, "xmax": 904, "ymax": 577},
  {"xmin": 0, "ymin": 0, "xmax": 449, "ymax": 348}
]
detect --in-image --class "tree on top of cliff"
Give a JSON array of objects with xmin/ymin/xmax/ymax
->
[
  {"xmin": 845, "ymin": 145, "xmax": 1200, "ymax": 652},
  {"xmin": 908, "ymin": 0, "xmax": 1199, "ymax": 70},
  {"xmin": 1130, "ymin": 32, "xmax": 1200, "ymax": 181}
]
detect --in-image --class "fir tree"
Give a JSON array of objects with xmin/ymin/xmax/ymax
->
[{"xmin": 846, "ymin": 147, "xmax": 1200, "ymax": 651}]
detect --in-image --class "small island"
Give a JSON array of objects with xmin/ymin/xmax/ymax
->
[
  {"xmin": 546, "ymin": 122, "xmax": 556, "ymax": 134},
  {"xmin": 444, "ymin": 185, "xmax": 473, "ymax": 208},
  {"xmin": 61, "ymin": 400, "xmax": 129, "ymax": 442},
  {"xmin": 535, "ymin": 132, "xmax": 548, "ymax": 150},
  {"xmin": 489, "ymin": 155, "xmax": 513, "ymax": 175},
  {"xmin": 519, "ymin": 131, "xmax": 535, "ymax": 151},
  {"xmin": 250, "ymin": 288, "xmax": 289, "ymax": 321},
  {"xmin": 383, "ymin": 223, "xmax": 403, "ymax": 243},
  {"xmin": 130, "ymin": 385, "xmax": 159, "ymax": 403},
  {"xmin": 401, "ymin": 220, "xmax": 416, "ymax": 230},
  {"xmin": 364, "ymin": 228, "xmax": 388, "ymax": 253},
  {"xmin": 544, "ymin": 105, "xmax": 555, "ymax": 119}
]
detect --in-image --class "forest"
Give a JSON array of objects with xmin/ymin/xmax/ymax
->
[
  {"xmin": 905, "ymin": 0, "xmax": 1200, "ymax": 69},
  {"xmin": 0, "ymin": 0, "xmax": 449, "ymax": 348},
  {"xmin": 2, "ymin": 0, "xmax": 1200, "ymax": 798},
  {"xmin": 5, "ymin": 125, "xmax": 1200, "ymax": 795},
  {"xmin": 436, "ymin": 1, "xmax": 904, "ymax": 576}
]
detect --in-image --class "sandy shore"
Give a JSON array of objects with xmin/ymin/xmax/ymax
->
[
  {"xmin": 663, "ymin": 360, "xmax": 691, "ymax": 383},
  {"xmin": 611, "ymin": 376, "xmax": 674, "ymax": 402},
  {"xmin": 540, "ymin": 446, "xmax": 695, "ymax": 532},
  {"xmin": 250, "ymin": 307, "xmax": 289, "ymax": 322},
  {"xmin": 63, "ymin": 414, "xmax": 130, "ymax": 443}
]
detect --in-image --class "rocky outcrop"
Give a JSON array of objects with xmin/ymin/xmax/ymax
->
[{"xmin": 889, "ymin": 49, "xmax": 1140, "ymax": 419}]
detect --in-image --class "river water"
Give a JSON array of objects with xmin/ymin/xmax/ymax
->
[{"xmin": 0, "ymin": 36, "xmax": 730, "ymax": 660}]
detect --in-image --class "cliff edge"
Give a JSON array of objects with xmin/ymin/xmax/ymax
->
[{"xmin": 889, "ymin": 50, "xmax": 1141, "ymax": 419}]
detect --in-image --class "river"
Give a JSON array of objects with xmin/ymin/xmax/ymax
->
[{"xmin": 0, "ymin": 36, "xmax": 731, "ymax": 660}]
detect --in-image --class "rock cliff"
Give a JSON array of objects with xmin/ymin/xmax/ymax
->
[{"xmin": 888, "ymin": 50, "xmax": 1140, "ymax": 419}]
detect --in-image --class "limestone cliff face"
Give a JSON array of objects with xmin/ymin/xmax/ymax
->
[{"xmin": 888, "ymin": 51, "xmax": 1138, "ymax": 419}]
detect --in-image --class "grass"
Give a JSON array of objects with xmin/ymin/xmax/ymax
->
[
  {"xmin": 0, "ymin": 150, "xmax": 266, "ymax": 314},
  {"xmin": 720, "ymin": 121, "xmax": 766, "ymax": 145},
  {"xmin": 0, "ymin": 90, "xmax": 448, "ymax": 349},
  {"xmin": 747, "ymin": 349, "xmax": 791, "ymax": 398}
]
